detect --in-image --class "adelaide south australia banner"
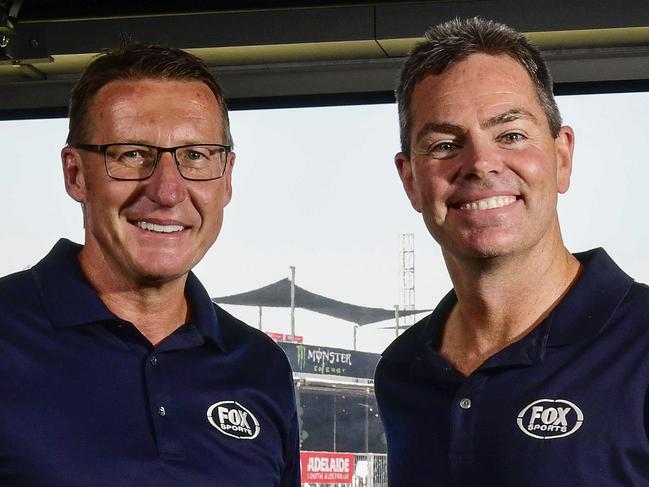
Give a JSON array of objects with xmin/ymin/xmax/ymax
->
[
  {"xmin": 300, "ymin": 451, "xmax": 355, "ymax": 483},
  {"xmin": 278, "ymin": 342, "xmax": 380, "ymax": 379}
]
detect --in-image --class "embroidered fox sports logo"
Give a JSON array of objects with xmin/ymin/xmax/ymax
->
[
  {"xmin": 207, "ymin": 401, "xmax": 261, "ymax": 440},
  {"xmin": 517, "ymin": 399, "xmax": 584, "ymax": 439}
]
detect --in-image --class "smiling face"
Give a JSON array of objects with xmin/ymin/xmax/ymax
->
[
  {"xmin": 396, "ymin": 53, "xmax": 574, "ymax": 262},
  {"xmin": 62, "ymin": 79, "xmax": 234, "ymax": 288}
]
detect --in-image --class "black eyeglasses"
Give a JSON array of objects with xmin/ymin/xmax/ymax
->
[{"xmin": 72, "ymin": 143, "xmax": 231, "ymax": 181}]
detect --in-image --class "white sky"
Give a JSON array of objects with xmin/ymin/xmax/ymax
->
[{"xmin": 2, "ymin": 92, "xmax": 649, "ymax": 353}]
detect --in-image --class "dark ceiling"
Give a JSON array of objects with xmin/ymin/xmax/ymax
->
[
  {"xmin": 17, "ymin": 0, "xmax": 401, "ymax": 19},
  {"xmin": 2, "ymin": 0, "xmax": 649, "ymax": 119}
]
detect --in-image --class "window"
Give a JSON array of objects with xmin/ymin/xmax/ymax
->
[{"xmin": 3, "ymin": 94, "xmax": 649, "ymax": 466}]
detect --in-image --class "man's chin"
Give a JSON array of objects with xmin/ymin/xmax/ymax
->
[
  {"xmin": 134, "ymin": 270, "xmax": 190, "ymax": 287},
  {"xmin": 128, "ymin": 256, "xmax": 193, "ymax": 286},
  {"xmin": 442, "ymin": 236, "xmax": 520, "ymax": 262}
]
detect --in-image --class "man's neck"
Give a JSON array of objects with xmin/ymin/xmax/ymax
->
[
  {"xmin": 439, "ymin": 240, "xmax": 581, "ymax": 377},
  {"xmin": 78, "ymin": 248, "xmax": 189, "ymax": 346}
]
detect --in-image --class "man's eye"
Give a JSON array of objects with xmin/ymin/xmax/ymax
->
[
  {"xmin": 501, "ymin": 132, "xmax": 526, "ymax": 144},
  {"xmin": 427, "ymin": 141, "xmax": 459, "ymax": 157},
  {"xmin": 186, "ymin": 150, "xmax": 207, "ymax": 161},
  {"xmin": 116, "ymin": 148, "xmax": 154, "ymax": 160}
]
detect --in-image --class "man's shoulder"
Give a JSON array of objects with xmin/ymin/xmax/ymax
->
[
  {"xmin": 380, "ymin": 313, "xmax": 432, "ymax": 364},
  {"xmin": 621, "ymin": 279, "xmax": 649, "ymax": 314},
  {"xmin": 380, "ymin": 290, "xmax": 455, "ymax": 364},
  {"xmin": 0, "ymin": 267, "xmax": 39, "ymax": 307},
  {"xmin": 0, "ymin": 239, "xmax": 81, "ymax": 309},
  {"xmin": 580, "ymin": 248, "xmax": 649, "ymax": 317},
  {"xmin": 213, "ymin": 304, "xmax": 292, "ymax": 368},
  {"xmin": 628, "ymin": 278, "xmax": 649, "ymax": 294},
  {"xmin": 0, "ymin": 268, "xmax": 52, "ymax": 350}
]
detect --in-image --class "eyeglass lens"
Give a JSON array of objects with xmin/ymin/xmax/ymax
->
[{"xmin": 105, "ymin": 144, "xmax": 227, "ymax": 180}]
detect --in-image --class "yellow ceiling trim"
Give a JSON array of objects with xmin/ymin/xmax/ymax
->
[
  {"xmin": 526, "ymin": 26, "xmax": 649, "ymax": 49},
  {"xmin": 379, "ymin": 26, "xmax": 649, "ymax": 57},
  {"xmin": 0, "ymin": 40, "xmax": 385, "ymax": 77},
  {"xmin": 186, "ymin": 40, "xmax": 384, "ymax": 65}
]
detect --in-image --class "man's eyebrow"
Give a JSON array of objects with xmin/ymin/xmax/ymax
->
[
  {"xmin": 481, "ymin": 109, "xmax": 538, "ymax": 129},
  {"xmin": 109, "ymin": 139, "xmax": 151, "ymax": 145},
  {"xmin": 414, "ymin": 122, "xmax": 465, "ymax": 144}
]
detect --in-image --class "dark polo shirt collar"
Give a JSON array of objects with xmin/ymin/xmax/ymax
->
[
  {"xmin": 31, "ymin": 238, "xmax": 226, "ymax": 352},
  {"xmin": 382, "ymin": 248, "xmax": 634, "ymax": 379},
  {"xmin": 546, "ymin": 248, "xmax": 633, "ymax": 346}
]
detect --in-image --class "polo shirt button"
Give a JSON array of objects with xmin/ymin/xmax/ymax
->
[
  {"xmin": 459, "ymin": 398, "xmax": 472, "ymax": 409},
  {"xmin": 150, "ymin": 356, "xmax": 158, "ymax": 367},
  {"xmin": 158, "ymin": 406, "xmax": 166, "ymax": 417}
]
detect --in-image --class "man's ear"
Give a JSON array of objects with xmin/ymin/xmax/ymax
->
[
  {"xmin": 395, "ymin": 152, "xmax": 422, "ymax": 213},
  {"xmin": 61, "ymin": 147, "xmax": 87, "ymax": 203},
  {"xmin": 221, "ymin": 151, "xmax": 235, "ymax": 207},
  {"xmin": 555, "ymin": 126, "xmax": 575, "ymax": 194}
]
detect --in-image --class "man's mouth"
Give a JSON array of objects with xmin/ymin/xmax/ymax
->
[
  {"xmin": 458, "ymin": 195, "xmax": 517, "ymax": 211},
  {"xmin": 135, "ymin": 221, "xmax": 186, "ymax": 233}
]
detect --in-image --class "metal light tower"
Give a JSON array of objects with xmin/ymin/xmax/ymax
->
[{"xmin": 399, "ymin": 233, "xmax": 416, "ymax": 332}]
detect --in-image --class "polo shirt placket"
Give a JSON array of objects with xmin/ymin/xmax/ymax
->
[
  {"xmin": 448, "ymin": 375, "xmax": 480, "ymax": 477},
  {"xmin": 144, "ymin": 325, "xmax": 210, "ymax": 461}
]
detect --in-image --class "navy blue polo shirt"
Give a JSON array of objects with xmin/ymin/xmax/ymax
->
[
  {"xmin": 375, "ymin": 249, "xmax": 649, "ymax": 486},
  {"xmin": 0, "ymin": 239, "xmax": 300, "ymax": 486}
]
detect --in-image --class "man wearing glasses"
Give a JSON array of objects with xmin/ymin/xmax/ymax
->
[{"xmin": 0, "ymin": 45, "xmax": 299, "ymax": 486}]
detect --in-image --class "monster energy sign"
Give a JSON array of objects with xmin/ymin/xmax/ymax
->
[{"xmin": 279, "ymin": 342, "xmax": 380, "ymax": 379}]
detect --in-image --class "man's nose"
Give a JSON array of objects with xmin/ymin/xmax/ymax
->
[
  {"xmin": 144, "ymin": 152, "xmax": 188, "ymax": 206},
  {"xmin": 459, "ymin": 136, "xmax": 505, "ymax": 180}
]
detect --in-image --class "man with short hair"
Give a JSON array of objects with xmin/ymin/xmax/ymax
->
[
  {"xmin": 375, "ymin": 17, "xmax": 649, "ymax": 485},
  {"xmin": 0, "ymin": 44, "xmax": 299, "ymax": 486}
]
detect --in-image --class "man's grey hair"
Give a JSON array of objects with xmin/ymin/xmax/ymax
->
[{"xmin": 396, "ymin": 17, "xmax": 562, "ymax": 155}]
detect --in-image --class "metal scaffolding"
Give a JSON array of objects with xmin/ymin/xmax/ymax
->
[{"xmin": 398, "ymin": 233, "xmax": 415, "ymax": 333}]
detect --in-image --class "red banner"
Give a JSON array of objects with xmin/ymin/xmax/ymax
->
[
  {"xmin": 300, "ymin": 451, "xmax": 355, "ymax": 484},
  {"xmin": 266, "ymin": 332, "xmax": 284, "ymax": 342},
  {"xmin": 265, "ymin": 332, "xmax": 304, "ymax": 343}
]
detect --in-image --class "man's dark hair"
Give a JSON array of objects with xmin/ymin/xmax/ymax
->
[
  {"xmin": 396, "ymin": 17, "xmax": 562, "ymax": 155},
  {"xmin": 66, "ymin": 43, "xmax": 232, "ymax": 146}
]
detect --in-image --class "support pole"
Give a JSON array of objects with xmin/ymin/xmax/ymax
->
[
  {"xmin": 333, "ymin": 394, "xmax": 337, "ymax": 452},
  {"xmin": 290, "ymin": 266, "xmax": 296, "ymax": 341},
  {"xmin": 353, "ymin": 324, "xmax": 358, "ymax": 351},
  {"xmin": 258, "ymin": 306, "xmax": 263, "ymax": 330},
  {"xmin": 394, "ymin": 305, "xmax": 400, "ymax": 338},
  {"xmin": 364, "ymin": 390, "xmax": 370, "ymax": 453}
]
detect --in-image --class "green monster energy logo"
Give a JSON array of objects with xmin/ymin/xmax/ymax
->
[{"xmin": 296, "ymin": 344, "xmax": 306, "ymax": 369}]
